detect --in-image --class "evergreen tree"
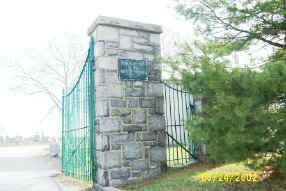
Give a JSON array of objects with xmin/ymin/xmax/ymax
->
[
  {"xmin": 175, "ymin": 0, "xmax": 286, "ymax": 49},
  {"xmin": 169, "ymin": 0, "xmax": 286, "ymax": 174}
]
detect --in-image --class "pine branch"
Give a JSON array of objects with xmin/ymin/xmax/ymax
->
[{"xmin": 200, "ymin": 0, "xmax": 286, "ymax": 49}]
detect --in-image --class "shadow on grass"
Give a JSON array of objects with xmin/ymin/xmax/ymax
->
[
  {"xmin": 118, "ymin": 162, "xmax": 286, "ymax": 191},
  {"xmin": 82, "ymin": 188, "xmax": 93, "ymax": 191}
]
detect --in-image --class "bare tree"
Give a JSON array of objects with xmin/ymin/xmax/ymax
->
[
  {"xmin": 160, "ymin": 27, "xmax": 197, "ymax": 80},
  {"xmin": 10, "ymin": 33, "xmax": 87, "ymax": 115},
  {"xmin": 161, "ymin": 27, "xmax": 194, "ymax": 58}
]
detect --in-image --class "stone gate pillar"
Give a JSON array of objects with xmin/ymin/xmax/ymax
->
[{"xmin": 88, "ymin": 16, "xmax": 166, "ymax": 188}]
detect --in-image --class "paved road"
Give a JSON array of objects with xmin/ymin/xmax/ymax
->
[{"xmin": 0, "ymin": 144, "xmax": 82, "ymax": 191}]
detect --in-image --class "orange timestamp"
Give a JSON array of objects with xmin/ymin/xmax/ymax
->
[{"xmin": 200, "ymin": 172, "xmax": 258, "ymax": 183}]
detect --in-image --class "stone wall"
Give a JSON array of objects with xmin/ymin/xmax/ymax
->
[{"xmin": 88, "ymin": 16, "xmax": 166, "ymax": 187}]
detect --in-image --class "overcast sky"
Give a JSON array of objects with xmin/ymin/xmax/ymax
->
[{"xmin": 0, "ymin": 0, "xmax": 196, "ymax": 137}]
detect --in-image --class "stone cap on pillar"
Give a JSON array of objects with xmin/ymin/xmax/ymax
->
[{"xmin": 87, "ymin": 16, "xmax": 163, "ymax": 36}]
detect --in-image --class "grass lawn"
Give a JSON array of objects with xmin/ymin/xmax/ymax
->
[
  {"xmin": 167, "ymin": 146, "xmax": 194, "ymax": 167},
  {"xmin": 119, "ymin": 162, "xmax": 286, "ymax": 191},
  {"xmin": 56, "ymin": 173, "xmax": 92, "ymax": 190}
]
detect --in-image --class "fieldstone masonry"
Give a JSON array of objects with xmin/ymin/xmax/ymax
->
[{"xmin": 88, "ymin": 16, "xmax": 166, "ymax": 187}]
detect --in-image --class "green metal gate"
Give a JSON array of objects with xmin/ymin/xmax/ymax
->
[
  {"xmin": 164, "ymin": 83, "xmax": 197, "ymax": 167},
  {"xmin": 61, "ymin": 37, "xmax": 95, "ymax": 181}
]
